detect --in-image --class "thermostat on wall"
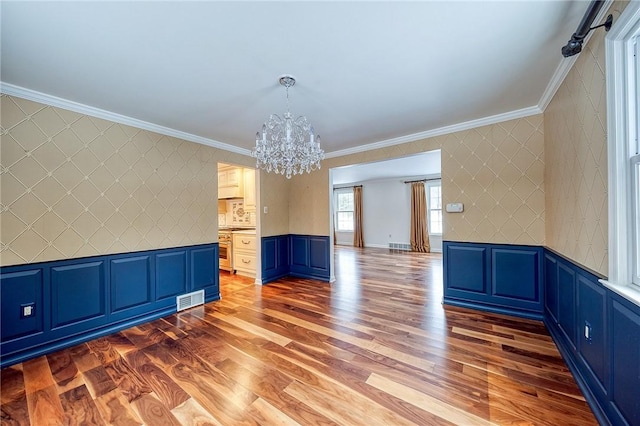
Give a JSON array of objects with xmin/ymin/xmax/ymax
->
[{"xmin": 446, "ymin": 203, "xmax": 464, "ymax": 213}]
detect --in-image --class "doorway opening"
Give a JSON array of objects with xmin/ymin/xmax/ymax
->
[
  {"xmin": 217, "ymin": 162, "xmax": 258, "ymax": 292},
  {"xmin": 330, "ymin": 150, "xmax": 442, "ymax": 251}
]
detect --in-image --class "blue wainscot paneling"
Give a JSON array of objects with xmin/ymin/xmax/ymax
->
[
  {"xmin": 544, "ymin": 253, "xmax": 559, "ymax": 324},
  {"xmin": 191, "ymin": 246, "xmax": 218, "ymax": 301},
  {"xmin": 0, "ymin": 243, "xmax": 219, "ymax": 368},
  {"xmin": 543, "ymin": 249, "xmax": 640, "ymax": 426},
  {"xmin": 610, "ymin": 296, "xmax": 640, "ymax": 426},
  {"xmin": 261, "ymin": 235, "xmax": 290, "ymax": 284},
  {"xmin": 156, "ymin": 251, "xmax": 187, "ymax": 302},
  {"xmin": 0, "ymin": 269, "xmax": 44, "ymax": 342},
  {"xmin": 289, "ymin": 235, "xmax": 330, "ymax": 281},
  {"xmin": 557, "ymin": 261, "xmax": 577, "ymax": 349},
  {"xmin": 110, "ymin": 256, "xmax": 153, "ymax": 315},
  {"xmin": 51, "ymin": 260, "xmax": 106, "ymax": 330},
  {"xmin": 261, "ymin": 234, "xmax": 330, "ymax": 284},
  {"xmin": 443, "ymin": 241, "xmax": 543, "ymax": 320}
]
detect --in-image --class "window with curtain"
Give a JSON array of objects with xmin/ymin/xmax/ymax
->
[
  {"xmin": 427, "ymin": 180, "xmax": 442, "ymax": 235},
  {"xmin": 335, "ymin": 188, "xmax": 354, "ymax": 232}
]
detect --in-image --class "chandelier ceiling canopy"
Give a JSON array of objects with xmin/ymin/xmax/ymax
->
[{"xmin": 252, "ymin": 75, "xmax": 324, "ymax": 179}]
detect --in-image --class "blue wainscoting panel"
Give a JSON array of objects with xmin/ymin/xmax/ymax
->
[
  {"xmin": 156, "ymin": 250, "xmax": 187, "ymax": 301},
  {"xmin": 191, "ymin": 246, "xmax": 215, "ymax": 290},
  {"xmin": 557, "ymin": 261, "xmax": 577, "ymax": 349},
  {"xmin": 262, "ymin": 235, "xmax": 329, "ymax": 284},
  {"xmin": 263, "ymin": 238, "xmax": 277, "ymax": 272},
  {"xmin": 0, "ymin": 242, "xmax": 220, "ymax": 368},
  {"xmin": 491, "ymin": 247, "xmax": 542, "ymax": 312},
  {"xmin": 0, "ymin": 269, "xmax": 44, "ymax": 342},
  {"xmin": 309, "ymin": 237, "xmax": 330, "ymax": 279},
  {"xmin": 444, "ymin": 244, "xmax": 488, "ymax": 294},
  {"xmin": 544, "ymin": 254, "xmax": 559, "ymax": 323},
  {"xmin": 289, "ymin": 235, "xmax": 330, "ymax": 281},
  {"xmin": 51, "ymin": 261, "xmax": 106, "ymax": 329},
  {"xmin": 443, "ymin": 242, "xmax": 543, "ymax": 319},
  {"xmin": 543, "ymin": 248, "xmax": 640, "ymax": 426},
  {"xmin": 110, "ymin": 256, "xmax": 152, "ymax": 314},
  {"xmin": 577, "ymin": 274, "xmax": 607, "ymax": 394},
  {"xmin": 290, "ymin": 235, "xmax": 309, "ymax": 269},
  {"xmin": 190, "ymin": 245, "xmax": 219, "ymax": 301},
  {"xmin": 261, "ymin": 235, "xmax": 290, "ymax": 284},
  {"xmin": 610, "ymin": 296, "xmax": 640, "ymax": 426}
]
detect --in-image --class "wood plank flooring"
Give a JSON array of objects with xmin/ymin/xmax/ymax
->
[{"xmin": 1, "ymin": 246, "xmax": 597, "ymax": 425}]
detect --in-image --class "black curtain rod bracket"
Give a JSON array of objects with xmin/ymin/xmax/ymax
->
[{"xmin": 561, "ymin": 0, "xmax": 613, "ymax": 58}]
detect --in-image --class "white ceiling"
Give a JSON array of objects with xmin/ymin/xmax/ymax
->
[{"xmin": 1, "ymin": 1, "xmax": 589, "ymax": 156}]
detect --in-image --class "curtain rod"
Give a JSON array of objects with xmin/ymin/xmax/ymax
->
[
  {"xmin": 404, "ymin": 178, "xmax": 441, "ymax": 184},
  {"xmin": 333, "ymin": 185, "xmax": 362, "ymax": 190}
]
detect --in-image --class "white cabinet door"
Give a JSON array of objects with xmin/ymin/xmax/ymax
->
[
  {"xmin": 243, "ymin": 168, "xmax": 256, "ymax": 211},
  {"xmin": 218, "ymin": 167, "xmax": 243, "ymax": 198},
  {"xmin": 227, "ymin": 168, "xmax": 241, "ymax": 186}
]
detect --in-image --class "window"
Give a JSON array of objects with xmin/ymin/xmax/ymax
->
[
  {"xmin": 633, "ymin": 35, "xmax": 640, "ymax": 286},
  {"xmin": 335, "ymin": 188, "xmax": 354, "ymax": 232},
  {"xmin": 634, "ymin": 153, "xmax": 640, "ymax": 285},
  {"xmin": 604, "ymin": 1, "xmax": 640, "ymax": 295},
  {"xmin": 427, "ymin": 180, "xmax": 442, "ymax": 235}
]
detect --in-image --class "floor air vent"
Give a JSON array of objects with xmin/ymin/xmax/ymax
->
[
  {"xmin": 176, "ymin": 290, "xmax": 205, "ymax": 312},
  {"xmin": 388, "ymin": 242, "xmax": 411, "ymax": 251}
]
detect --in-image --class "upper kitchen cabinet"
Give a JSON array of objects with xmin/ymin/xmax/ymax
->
[
  {"xmin": 244, "ymin": 168, "xmax": 256, "ymax": 211},
  {"xmin": 218, "ymin": 166, "xmax": 244, "ymax": 199}
]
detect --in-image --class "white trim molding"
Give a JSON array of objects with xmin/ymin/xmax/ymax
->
[
  {"xmin": 601, "ymin": 0, "xmax": 640, "ymax": 306},
  {"xmin": 0, "ymin": 82, "xmax": 252, "ymax": 157},
  {"xmin": 325, "ymin": 105, "xmax": 542, "ymax": 159}
]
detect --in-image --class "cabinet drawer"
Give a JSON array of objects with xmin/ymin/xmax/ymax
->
[
  {"xmin": 233, "ymin": 234, "xmax": 256, "ymax": 251},
  {"xmin": 233, "ymin": 252, "xmax": 256, "ymax": 272}
]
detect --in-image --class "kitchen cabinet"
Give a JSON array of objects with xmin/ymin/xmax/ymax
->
[
  {"xmin": 233, "ymin": 231, "xmax": 256, "ymax": 277},
  {"xmin": 218, "ymin": 167, "xmax": 243, "ymax": 199},
  {"xmin": 243, "ymin": 168, "xmax": 256, "ymax": 211}
]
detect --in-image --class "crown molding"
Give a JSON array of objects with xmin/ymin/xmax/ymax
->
[
  {"xmin": 538, "ymin": 0, "xmax": 614, "ymax": 111},
  {"xmin": 538, "ymin": 57, "xmax": 577, "ymax": 112},
  {"xmin": 324, "ymin": 105, "xmax": 542, "ymax": 159},
  {"xmin": 0, "ymin": 82, "xmax": 252, "ymax": 157}
]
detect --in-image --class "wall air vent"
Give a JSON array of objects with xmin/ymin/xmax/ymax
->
[
  {"xmin": 176, "ymin": 290, "xmax": 205, "ymax": 312},
  {"xmin": 389, "ymin": 242, "xmax": 411, "ymax": 251}
]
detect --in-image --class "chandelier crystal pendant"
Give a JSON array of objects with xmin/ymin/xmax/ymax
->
[{"xmin": 252, "ymin": 75, "xmax": 324, "ymax": 179}]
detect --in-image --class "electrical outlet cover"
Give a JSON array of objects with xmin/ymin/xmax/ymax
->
[{"xmin": 20, "ymin": 303, "xmax": 35, "ymax": 318}]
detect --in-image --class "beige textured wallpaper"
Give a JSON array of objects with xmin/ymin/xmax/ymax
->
[
  {"xmin": 0, "ymin": 95, "xmax": 255, "ymax": 267},
  {"xmin": 290, "ymin": 115, "xmax": 545, "ymax": 246},
  {"xmin": 443, "ymin": 116, "xmax": 545, "ymax": 245},
  {"xmin": 259, "ymin": 171, "xmax": 290, "ymax": 237},
  {"xmin": 1, "ymin": 94, "xmax": 548, "ymax": 267},
  {"xmin": 543, "ymin": 1, "xmax": 628, "ymax": 277}
]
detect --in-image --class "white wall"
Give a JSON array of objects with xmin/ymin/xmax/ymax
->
[
  {"xmin": 335, "ymin": 177, "xmax": 442, "ymax": 252},
  {"xmin": 363, "ymin": 179, "xmax": 411, "ymax": 248}
]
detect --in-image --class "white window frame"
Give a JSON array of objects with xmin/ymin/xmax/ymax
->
[
  {"xmin": 334, "ymin": 188, "xmax": 354, "ymax": 232},
  {"xmin": 426, "ymin": 180, "xmax": 442, "ymax": 235},
  {"xmin": 602, "ymin": 0, "xmax": 640, "ymax": 304}
]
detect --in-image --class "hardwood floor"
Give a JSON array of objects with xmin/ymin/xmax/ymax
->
[{"xmin": 1, "ymin": 246, "xmax": 597, "ymax": 425}]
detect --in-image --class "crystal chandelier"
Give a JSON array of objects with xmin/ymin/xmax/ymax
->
[{"xmin": 252, "ymin": 75, "xmax": 324, "ymax": 179}]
